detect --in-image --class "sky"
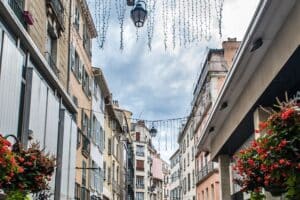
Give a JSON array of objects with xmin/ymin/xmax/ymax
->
[{"xmin": 91, "ymin": 0, "xmax": 260, "ymax": 161}]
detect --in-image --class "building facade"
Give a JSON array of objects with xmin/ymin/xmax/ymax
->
[
  {"xmin": 131, "ymin": 121, "xmax": 153, "ymax": 200},
  {"xmin": 69, "ymin": 0, "xmax": 97, "ymax": 199},
  {"xmin": 0, "ymin": 0, "xmax": 78, "ymax": 199},
  {"xmin": 177, "ymin": 120, "xmax": 196, "ymax": 200},
  {"xmin": 194, "ymin": 39, "xmax": 240, "ymax": 200},
  {"xmin": 169, "ymin": 149, "xmax": 181, "ymax": 200}
]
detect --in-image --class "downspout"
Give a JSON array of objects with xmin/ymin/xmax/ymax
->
[{"xmin": 67, "ymin": 0, "xmax": 73, "ymax": 93}]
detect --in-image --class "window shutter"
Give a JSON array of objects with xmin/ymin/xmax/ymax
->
[
  {"xmin": 70, "ymin": 44, "xmax": 75, "ymax": 71},
  {"xmin": 78, "ymin": 61, "xmax": 83, "ymax": 83},
  {"xmin": 136, "ymin": 132, "xmax": 140, "ymax": 141}
]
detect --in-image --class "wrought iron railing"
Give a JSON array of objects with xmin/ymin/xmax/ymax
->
[
  {"xmin": 196, "ymin": 162, "xmax": 218, "ymax": 183},
  {"xmin": 45, "ymin": 52, "xmax": 60, "ymax": 77},
  {"xmin": 7, "ymin": 0, "xmax": 26, "ymax": 27},
  {"xmin": 47, "ymin": 0, "xmax": 65, "ymax": 30},
  {"xmin": 136, "ymin": 183, "xmax": 145, "ymax": 189},
  {"xmin": 136, "ymin": 151, "xmax": 145, "ymax": 157}
]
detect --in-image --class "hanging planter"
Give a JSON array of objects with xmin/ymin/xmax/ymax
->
[
  {"xmin": 0, "ymin": 135, "xmax": 55, "ymax": 199},
  {"xmin": 233, "ymin": 95, "xmax": 300, "ymax": 200}
]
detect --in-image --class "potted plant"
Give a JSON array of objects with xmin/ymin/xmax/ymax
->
[{"xmin": 234, "ymin": 96, "xmax": 300, "ymax": 200}]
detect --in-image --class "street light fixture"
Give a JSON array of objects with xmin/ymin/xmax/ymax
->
[{"xmin": 130, "ymin": 0, "xmax": 147, "ymax": 28}]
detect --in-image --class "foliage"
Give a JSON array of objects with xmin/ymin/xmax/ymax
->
[{"xmin": 233, "ymin": 97, "xmax": 300, "ymax": 199}]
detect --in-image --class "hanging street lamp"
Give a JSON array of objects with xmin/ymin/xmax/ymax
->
[
  {"xmin": 150, "ymin": 126, "xmax": 157, "ymax": 137},
  {"xmin": 130, "ymin": 0, "xmax": 147, "ymax": 28}
]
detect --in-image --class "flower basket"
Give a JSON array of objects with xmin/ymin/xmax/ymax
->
[
  {"xmin": 233, "ymin": 95, "xmax": 300, "ymax": 200},
  {"xmin": 0, "ymin": 135, "xmax": 55, "ymax": 199}
]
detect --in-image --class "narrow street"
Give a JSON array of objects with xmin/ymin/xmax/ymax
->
[{"xmin": 0, "ymin": 0, "xmax": 299, "ymax": 200}]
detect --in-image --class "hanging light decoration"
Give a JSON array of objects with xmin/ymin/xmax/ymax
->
[
  {"xmin": 150, "ymin": 125, "xmax": 157, "ymax": 137},
  {"xmin": 131, "ymin": 0, "xmax": 148, "ymax": 28},
  {"xmin": 90, "ymin": 0, "xmax": 225, "ymax": 50}
]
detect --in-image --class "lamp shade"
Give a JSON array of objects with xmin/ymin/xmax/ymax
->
[{"xmin": 130, "ymin": 1, "xmax": 147, "ymax": 28}]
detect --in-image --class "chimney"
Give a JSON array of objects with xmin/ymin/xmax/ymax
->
[{"xmin": 222, "ymin": 37, "xmax": 241, "ymax": 69}]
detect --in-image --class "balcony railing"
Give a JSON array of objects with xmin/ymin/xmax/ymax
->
[
  {"xmin": 136, "ymin": 183, "xmax": 145, "ymax": 189},
  {"xmin": 7, "ymin": 0, "xmax": 26, "ymax": 27},
  {"xmin": 136, "ymin": 151, "xmax": 145, "ymax": 157},
  {"xmin": 45, "ymin": 52, "xmax": 60, "ymax": 77},
  {"xmin": 196, "ymin": 162, "xmax": 218, "ymax": 184},
  {"xmin": 47, "ymin": 0, "xmax": 65, "ymax": 30}
]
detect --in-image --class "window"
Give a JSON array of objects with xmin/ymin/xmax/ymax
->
[
  {"xmin": 211, "ymin": 184, "xmax": 215, "ymax": 200},
  {"xmin": 74, "ymin": 6, "xmax": 80, "ymax": 31},
  {"xmin": 103, "ymin": 162, "xmax": 106, "ymax": 181},
  {"xmin": 136, "ymin": 145, "xmax": 145, "ymax": 157},
  {"xmin": 136, "ymin": 192, "xmax": 144, "ymax": 200},
  {"xmin": 136, "ymin": 132, "xmax": 140, "ymax": 141},
  {"xmin": 192, "ymin": 147, "xmax": 194, "ymax": 161},
  {"xmin": 187, "ymin": 133, "xmax": 189, "ymax": 146},
  {"xmin": 46, "ymin": 29, "xmax": 58, "ymax": 74},
  {"xmin": 112, "ymin": 161, "xmax": 115, "ymax": 181},
  {"xmin": 188, "ymin": 173, "xmax": 191, "ymax": 191},
  {"xmin": 136, "ymin": 160, "xmax": 144, "ymax": 171},
  {"xmin": 184, "ymin": 158, "xmax": 186, "ymax": 171},
  {"xmin": 107, "ymin": 167, "xmax": 111, "ymax": 184},
  {"xmin": 75, "ymin": 183, "xmax": 80, "ymax": 200},
  {"xmin": 72, "ymin": 51, "xmax": 83, "ymax": 82},
  {"xmin": 192, "ymin": 170, "xmax": 195, "ymax": 188},
  {"xmin": 206, "ymin": 188, "xmax": 209, "ymax": 200},
  {"xmin": 82, "ymin": 68, "xmax": 91, "ymax": 96},
  {"xmin": 82, "ymin": 161, "xmax": 87, "ymax": 186},
  {"xmin": 136, "ymin": 176, "xmax": 144, "ymax": 189},
  {"xmin": 188, "ymin": 153, "xmax": 190, "ymax": 166},
  {"xmin": 82, "ymin": 134, "xmax": 90, "ymax": 157},
  {"xmin": 81, "ymin": 111, "xmax": 89, "ymax": 135},
  {"xmin": 108, "ymin": 138, "xmax": 112, "ymax": 155},
  {"xmin": 77, "ymin": 129, "xmax": 81, "ymax": 148}
]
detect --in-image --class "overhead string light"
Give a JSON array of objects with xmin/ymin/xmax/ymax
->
[
  {"xmin": 115, "ymin": 0, "xmax": 127, "ymax": 50},
  {"xmin": 146, "ymin": 0, "xmax": 157, "ymax": 51},
  {"xmin": 89, "ymin": 0, "xmax": 224, "ymax": 50},
  {"xmin": 93, "ymin": 0, "xmax": 112, "ymax": 49}
]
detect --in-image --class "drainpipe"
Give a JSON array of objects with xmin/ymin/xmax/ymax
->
[{"xmin": 67, "ymin": 0, "xmax": 73, "ymax": 93}]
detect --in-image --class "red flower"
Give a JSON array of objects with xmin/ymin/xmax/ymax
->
[
  {"xmin": 278, "ymin": 139, "xmax": 288, "ymax": 148},
  {"xmin": 18, "ymin": 167, "xmax": 24, "ymax": 173},
  {"xmin": 259, "ymin": 121, "xmax": 268, "ymax": 130},
  {"xmin": 281, "ymin": 108, "xmax": 294, "ymax": 120},
  {"xmin": 247, "ymin": 159, "xmax": 255, "ymax": 166},
  {"xmin": 279, "ymin": 159, "xmax": 285, "ymax": 165}
]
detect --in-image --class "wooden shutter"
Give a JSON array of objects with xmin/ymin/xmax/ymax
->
[
  {"xmin": 136, "ymin": 160, "xmax": 144, "ymax": 171},
  {"xmin": 136, "ymin": 132, "xmax": 140, "ymax": 141}
]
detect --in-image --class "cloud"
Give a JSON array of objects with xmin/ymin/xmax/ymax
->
[{"xmin": 91, "ymin": 0, "xmax": 260, "ymax": 161}]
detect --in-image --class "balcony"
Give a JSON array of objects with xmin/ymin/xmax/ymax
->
[
  {"xmin": 136, "ymin": 183, "xmax": 145, "ymax": 189},
  {"xmin": 136, "ymin": 151, "xmax": 145, "ymax": 157},
  {"xmin": 7, "ymin": 0, "xmax": 26, "ymax": 27},
  {"xmin": 45, "ymin": 52, "xmax": 60, "ymax": 77},
  {"xmin": 196, "ymin": 162, "xmax": 218, "ymax": 184},
  {"xmin": 46, "ymin": 0, "xmax": 65, "ymax": 31}
]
